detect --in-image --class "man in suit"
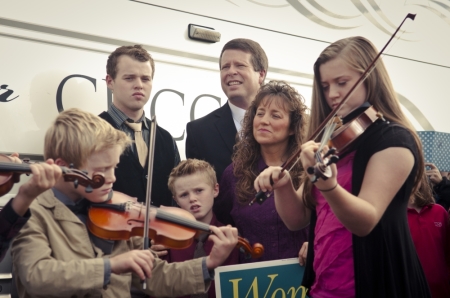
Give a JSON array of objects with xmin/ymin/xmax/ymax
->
[
  {"xmin": 100, "ymin": 45, "xmax": 180, "ymax": 207},
  {"xmin": 185, "ymin": 38, "xmax": 268, "ymax": 182}
]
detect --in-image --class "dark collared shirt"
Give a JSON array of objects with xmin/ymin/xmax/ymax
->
[{"xmin": 108, "ymin": 104, "xmax": 150, "ymax": 156}]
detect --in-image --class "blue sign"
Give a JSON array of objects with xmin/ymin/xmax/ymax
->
[
  {"xmin": 417, "ymin": 131, "xmax": 450, "ymax": 171},
  {"xmin": 215, "ymin": 258, "xmax": 308, "ymax": 298}
]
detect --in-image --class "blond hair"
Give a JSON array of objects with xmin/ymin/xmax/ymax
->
[
  {"xmin": 44, "ymin": 108, "xmax": 131, "ymax": 168},
  {"xmin": 168, "ymin": 159, "xmax": 217, "ymax": 196}
]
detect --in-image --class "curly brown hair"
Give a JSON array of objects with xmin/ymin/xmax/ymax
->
[{"xmin": 232, "ymin": 80, "xmax": 308, "ymax": 205}]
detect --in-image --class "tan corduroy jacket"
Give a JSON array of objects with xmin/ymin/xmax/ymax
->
[{"xmin": 11, "ymin": 189, "xmax": 209, "ymax": 298}]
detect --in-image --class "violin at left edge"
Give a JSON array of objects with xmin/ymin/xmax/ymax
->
[{"xmin": 0, "ymin": 153, "xmax": 105, "ymax": 196}]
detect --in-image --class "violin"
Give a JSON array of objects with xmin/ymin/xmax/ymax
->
[
  {"xmin": 87, "ymin": 191, "xmax": 264, "ymax": 259},
  {"xmin": 329, "ymin": 105, "xmax": 384, "ymax": 153},
  {"xmin": 251, "ymin": 13, "xmax": 416, "ymax": 204},
  {"xmin": 0, "ymin": 154, "xmax": 105, "ymax": 196},
  {"xmin": 308, "ymin": 105, "xmax": 385, "ymax": 182}
]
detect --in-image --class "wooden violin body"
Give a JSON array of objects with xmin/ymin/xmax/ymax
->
[
  {"xmin": 88, "ymin": 192, "xmax": 199, "ymax": 249},
  {"xmin": 309, "ymin": 106, "xmax": 384, "ymax": 182},
  {"xmin": 330, "ymin": 106, "xmax": 381, "ymax": 153},
  {"xmin": 88, "ymin": 191, "xmax": 264, "ymax": 258}
]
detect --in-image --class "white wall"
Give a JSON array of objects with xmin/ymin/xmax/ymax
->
[{"xmin": 0, "ymin": 0, "xmax": 449, "ymax": 163}]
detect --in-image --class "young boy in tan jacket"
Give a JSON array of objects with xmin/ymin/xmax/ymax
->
[{"xmin": 11, "ymin": 108, "xmax": 238, "ymax": 298}]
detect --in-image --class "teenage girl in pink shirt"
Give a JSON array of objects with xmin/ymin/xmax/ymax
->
[{"xmin": 254, "ymin": 36, "xmax": 431, "ymax": 298}]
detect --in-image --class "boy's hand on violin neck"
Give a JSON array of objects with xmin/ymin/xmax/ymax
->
[
  {"xmin": 150, "ymin": 240, "xmax": 168, "ymax": 257},
  {"xmin": 110, "ymin": 249, "xmax": 155, "ymax": 280},
  {"xmin": 254, "ymin": 166, "xmax": 290, "ymax": 193},
  {"xmin": 13, "ymin": 159, "xmax": 62, "ymax": 216},
  {"xmin": 205, "ymin": 225, "xmax": 238, "ymax": 270},
  {"xmin": 8, "ymin": 152, "xmax": 21, "ymax": 164},
  {"xmin": 19, "ymin": 159, "xmax": 62, "ymax": 199}
]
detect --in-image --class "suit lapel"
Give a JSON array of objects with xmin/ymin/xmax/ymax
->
[{"xmin": 214, "ymin": 102, "xmax": 238, "ymax": 154}]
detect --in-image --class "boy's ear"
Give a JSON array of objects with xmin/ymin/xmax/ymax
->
[
  {"xmin": 213, "ymin": 183, "xmax": 219, "ymax": 198},
  {"xmin": 54, "ymin": 158, "xmax": 69, "ymax": 167}
]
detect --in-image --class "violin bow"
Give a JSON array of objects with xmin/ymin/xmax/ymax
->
[
  {"xmin": 142, "ymin": 115, "xmax": 157, "ymax": 289},
  {"xmin": 251, "ymin": 13, "xmax": 416, "ymax": 205}
]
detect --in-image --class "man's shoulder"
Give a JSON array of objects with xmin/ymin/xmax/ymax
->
[
  {"xmin": 187, "ymin": 103, "xmax": 231, "ymax": 127},
  {"xmin": 98, "ymin": 111, "xmax": 109, "ymax": 119},
  {"xmin": 98, "ymin": 111, "xmax": 115, "ymax": 126}
]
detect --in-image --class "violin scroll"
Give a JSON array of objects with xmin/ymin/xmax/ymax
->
[
  {"xmin": 0, "ymin": 154, "xmax": 106, "ymax": 196},
  {"xmin": 61, "ymin": 167, "xmax": 105, "ymax": 193},
  {"xmin": 307, "ymin": 147, "xmax": 339, "ymax": 183},
  {"xmin": 237, "ymin": 237, "xmax": 264, "ymax": 259}
]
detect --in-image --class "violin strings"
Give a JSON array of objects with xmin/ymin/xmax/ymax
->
[
  {"xmin": 0, "ymin": 162, "xmax": 31, "ymax": 171},
  {"xmin": 156, "ymin": 209, "xmax": 210, "ymax": 232},
  {"xmin": 285, "ymin": 121, "xmax": 336, "ymax": 173},
  {"xmin": 117, "ymin": 204, "xmax": 210, "ymax": 232},
  {"xmin": 316, "ymin": 122, "xmax": 337, "ymax": 160}
]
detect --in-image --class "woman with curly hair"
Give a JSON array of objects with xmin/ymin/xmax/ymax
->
[{"xmin": 214, "ymin": 80, "xmax": 309, "ymax": 263}]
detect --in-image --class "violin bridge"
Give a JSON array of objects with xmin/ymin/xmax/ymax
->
[
  {"xmin": 332, "ymin": 116, "xmax": 343, "ymax": 130},
  {"xmin": 376, "ymin": 112, "xmax": 386, "ymax": 122}
]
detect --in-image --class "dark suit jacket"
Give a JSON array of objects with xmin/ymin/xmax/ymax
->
[{"xmin": 186, "ymin": 102, "xmax": 237, "ymax": 183}]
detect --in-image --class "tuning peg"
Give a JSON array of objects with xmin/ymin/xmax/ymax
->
[
  {"xmin": 305, "ymin": 166, "xmax": 317, "ymax": 183},
  {"xmin": 69, "ymin": 163, "xmax": 74, "ymax": 169},
  {"xmin": 326, "ymin": 155, "xmax": 339, "ymax": 166},
  {"xmin": 73, "ymin": 179, "xmax": 78, "ymax": 189},
  {"xmin": 85, "ymin": 185, "xmax": 93, "ymax": 193},
  {"xmin": 323, "ymin": 148, "xmax": 337, "ymax": 158}
]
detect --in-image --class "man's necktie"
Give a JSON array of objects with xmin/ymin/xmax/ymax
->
[
  {"xmin": 191, "ymin": 232, "xmax": 209, "ymax": 298},
  {"xmin": 125, "ymin": 120, "xmax": 148, "ymax": 167}
]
